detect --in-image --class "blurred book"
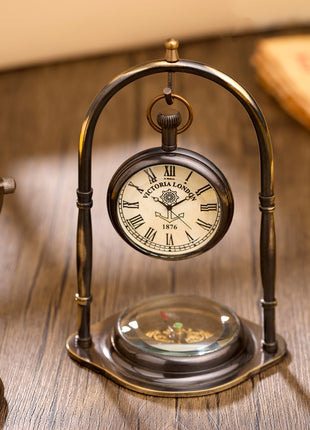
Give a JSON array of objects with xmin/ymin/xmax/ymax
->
[{"xmin": 252, "ymin": 35, "xmax": 310, "ymax": 130}]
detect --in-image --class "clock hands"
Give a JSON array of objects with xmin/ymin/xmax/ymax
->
[
  {"xmin": 169, "ymin": 195, "xmax": 191, "ymax": 208},
  {"xmin": 169, "ymin": 208, "xmax": 192, "ymax": 229},
  {"xmin": 151, "ymin": 194, "xmax": 190, "ymax": 211},
  {"xmin": 152, "ymin": 196, "xmax": 169, "ymax": 209},
  {"xmin": 152, "ymin": 194, "xmax": 191, "ymax": 229}
]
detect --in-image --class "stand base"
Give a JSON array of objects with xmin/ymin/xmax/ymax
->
[{"xmin": 66, "ymin": 307, "xmax": 286, "ymax": 397}]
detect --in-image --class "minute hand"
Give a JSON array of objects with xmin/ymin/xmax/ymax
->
[
  {"xmin": 169, "ymin": 208, "xmax": 192, "ymax": 229},
  {"xmin": 170, "ymin": 195, "xmax": 191, "ymax": 208}
]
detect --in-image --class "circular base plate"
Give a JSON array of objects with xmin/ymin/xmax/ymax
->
[{"xmin": 67, "ymin": 295, "xmax": 286, "ymax": 397}]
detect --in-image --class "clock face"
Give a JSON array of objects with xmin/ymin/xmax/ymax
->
[
  {"xmin": 107, "ymin": 148, "xmax": 233, "ymax": 260},
  {"xmin": 117, "ymin": 164, "xmax": 221, "ymax": 258}
]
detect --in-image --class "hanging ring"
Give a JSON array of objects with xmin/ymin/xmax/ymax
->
[{"xmin": 147, "ymin": 93, "xmax": 193, "ymax": 134}]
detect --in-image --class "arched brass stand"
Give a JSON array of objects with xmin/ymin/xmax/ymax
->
[{"xmin": 66, "ymin": 40, "xmax": 286, "ymax": 396}]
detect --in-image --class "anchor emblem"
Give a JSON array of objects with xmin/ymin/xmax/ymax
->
[
  {"xmin": 155, "ymin": 210, "xmax": 184, "ymax": 223},
  {"xmin": 152, "ymin": 189, "xmax": 191, "ymax": 228}
]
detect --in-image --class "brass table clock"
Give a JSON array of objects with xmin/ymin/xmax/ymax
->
[{"xmin": 67, "ymin": 39, "xmax": 286, "ymax": 396}]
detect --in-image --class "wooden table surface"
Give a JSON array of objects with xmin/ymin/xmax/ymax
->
[{"xmin": 0, "ymin": 29, "xmax": 309, "ymax": 429}]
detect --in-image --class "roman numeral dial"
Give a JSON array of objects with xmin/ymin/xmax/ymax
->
[
  {"xmin": 200, "ymin": 203, "xmax": 217, "ymax": 211},
  {"xmin": 128, "ymin": 181, "xmax": 144, "ymax": 194},
  {"xmin": 164, "ymin": 165, "xmax": 175, "ymax": 177},
  {"xmin": 123, "ymin": 201, "xmax": 139, "ymax": 209},
  {"xmin": 196, "ymin": 184, "xmax": 212, "ymax": 196},
  {"xmin": 196, "ymin": 218, "xmax": 212, "ymax": 230},
  {"xmin": 110, "ymin": 158, "xmax": 232, "ymax": 260},
  {"xmin": 127, "ymin": 214, "xmax": 145, "ymax": 229},
  {"xmin": 144, "ymin": 168, "xmax": 157, "ymax": 184},
  {"xmin": 144, "ymin": 227, "xmax": 157, "ymax": 241}
]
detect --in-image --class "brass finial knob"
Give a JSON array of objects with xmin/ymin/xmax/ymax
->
[{"xmin": 165, "ymin": 38, "xmax": 179, "ymax": 63}]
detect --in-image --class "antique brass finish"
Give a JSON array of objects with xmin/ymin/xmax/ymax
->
[
  {"xmin": 165, "ymin": 38, "xmax": 179, "ymax": 63},
  {"xmin": 67, "ymin": 295, "xmax": 286, "ymax": 397},
  {"xmin": 146, "ymin": 93, "xmax": 193, "ymax": 134},
  {"xmin": 106, "ymin": 147, "xmax": 234, "ymax": 260},
  {"xmin": 67, "ymin": 39, "xmax": 287, "ymax": 396},
  {"xmin": 67, "ymin": 326, "xmax": 286, "ymax": 397}
]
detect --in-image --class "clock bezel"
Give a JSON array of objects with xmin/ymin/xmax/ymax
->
[{"xmin": 107, "ymin": 147, "xmax": 234, "ymax": 260}]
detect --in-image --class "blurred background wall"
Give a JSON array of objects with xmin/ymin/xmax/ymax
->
[{"xmin": 1, "ymin": 0, "xmax": 310, "ymax": 70}]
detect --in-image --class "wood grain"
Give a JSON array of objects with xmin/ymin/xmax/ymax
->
[{"xmin": 0, "ymin": 30, "xmax": 309, "ymax": 429}]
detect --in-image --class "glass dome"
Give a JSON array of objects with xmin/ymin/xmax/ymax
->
[{"xmin": 117, "ymin": 295, "xmax": 241, "ymax": 357}]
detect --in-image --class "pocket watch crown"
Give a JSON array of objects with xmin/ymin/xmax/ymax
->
[{"xmin": 157, "ymin": 111, "xmax": 181, "ymax": 130}]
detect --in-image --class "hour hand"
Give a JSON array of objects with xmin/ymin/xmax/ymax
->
[{"xmin": 152, "ymin": 196, "xmax": 168, "ymax": 209}]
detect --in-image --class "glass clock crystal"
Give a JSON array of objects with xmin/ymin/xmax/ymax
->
[
  {"xmin": 107, "ymin": 147, "xmax": 234, "ymax": 259},
  {"xmin": 67, "ymin": 38, "xmax": 286, "ymax": 398}
]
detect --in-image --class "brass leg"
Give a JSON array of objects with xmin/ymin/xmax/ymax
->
[
  {"xmin": 259, "ymin": 194, "xmax": 277, "ymax": 353},
  {"xmin": 76, "ymin": 189, "xmax": 93, "ymax": 347}
]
